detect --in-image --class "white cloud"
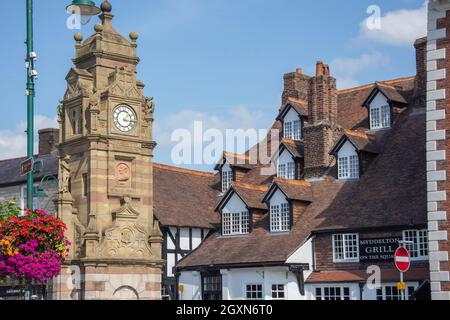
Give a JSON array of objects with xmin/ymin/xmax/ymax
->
[
  {"xmin": 153, "ymin": 105, "xmax": 271, "ymax": 167},
  {"xmin": 359, "ymin": 2, "xmax": 427, "ymax": 46},
  {"xmin": 331, "ymin": 52, "xmax": 391, "ymax": 89},
  {"xmin": 0, "ymin": 115, "xmax": 57, "ymax": 160}
]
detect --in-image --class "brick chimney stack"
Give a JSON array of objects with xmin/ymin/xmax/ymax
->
[
  {"xmin": 282, "ymin": 67, "xmax": 311, "ymax": 105},
  {"xmin": 413, "ymin": 37, "xmax": 427, "ymax": 106},
  {"xmin": 38, "ymin": 128, "xmax": 59, "ymax": 156},
  {"xmin": 303, "ymin": 61, "xmax": 341, "ymax": 179}
]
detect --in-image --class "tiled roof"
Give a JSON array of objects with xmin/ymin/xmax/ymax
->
[
  {"xmin": 0, "ymin": 152, "xmax": 59, "ymax": 187},
  {"xmin": 281, "ymin": 139, "xmax": 304, "ymax": 159},
  {"xmin": 306, "ymin": 267, "xmax": 429, "ymax": 283},
  {"xmin": 153, "ymin": 163, "xmax": 220, "ymax": 229},
  {"xmin": 177, "ymin": 76, "xmax": 427, "ymax": 269}
]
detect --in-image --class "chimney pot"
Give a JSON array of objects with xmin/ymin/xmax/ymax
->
[
  {"xmin": 316, "ymin": 61, "xmax": 324, "ymax": 76},
  {"xmin": 296, "ymin": 68, "xmax": 302, "ymax": 74}
]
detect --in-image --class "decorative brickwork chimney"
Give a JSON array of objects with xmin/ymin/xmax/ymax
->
[
  {"xmin": 282, "ymin": 68, "xmax": 311, "ymax": 105},
  {"xmin": 303, "ymin": 61, "xmax": 342, "ymax": 179},
  {"xmin": 38, "ymin": 128, "xmax": 59, "ymax": 156},
  {"xmin": 426, "ymin": 0, "xmax": 450, "ymax": 301}
]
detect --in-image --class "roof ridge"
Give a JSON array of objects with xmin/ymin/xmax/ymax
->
[
  {"xmin": 344, "ymin": 130, "xmax": 370, "ymax": 139},
  {"xmin": 232, "ymin": 181, "xmax": 269, "ymax": 192},
  {"xmin": 337, "ymin": 76, "xmax": 415, "ymax": 94},
  {"xmin": 153, "ymin": 163, "xmax": 214, "ymax": 177},
  {"xmin": 274, "ymin": 177, "xmax": 311, "ymax": 187}
]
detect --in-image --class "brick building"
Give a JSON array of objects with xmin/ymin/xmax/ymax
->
[
  {"xmin": 176, "ymin": 47, "xmax": 431, "ymax": 299},
  {"xmin": 426, "ymin": 0, "xmax": 450, "ymax": 301}
]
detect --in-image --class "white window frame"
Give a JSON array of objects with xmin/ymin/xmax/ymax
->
[
  {"xmin": 338, "ymin": 154, "xmax": 359, "ymax": 180},
  {"xmin": 376, "ymin": 283, "xmax": 418, "ymax": 301},
  {"xmin": 277, "ymin": 161, "xmax": 296, "ymax": 180},
  {"xmin": 244, "ymin": 283, "xmax": 263, "ymax": 300},
  {"xmin": 402, "ymin": 230, "xmax": 429, "ymax": 261},
  {"xmin": 370, "ymin": 104, "xmax": 391, "ymax": 130},
  {"xmin": 313, "ymin": 286, "xmax": 352, "ymax": 300},
  {"xmin": 332, "ymin": 233, "xmax": 360, "ymax": 263},
  {"xmin": 221, "ymin": 169, "xmax": 233, "ymax": 192},
  {"xmin": 283, "ymin": 119, "xmax": 302, "ymax": 141},
  {"xmin": 222, "ymin": 210, "xmax": 250, "ymax": 236},
  {"xmin": 270, "ymin": 203, "xmax": 290, "ymax": 232},
  {"xmin": 271, "ymin": 284, "xmax": 287, "ymax": 300}
]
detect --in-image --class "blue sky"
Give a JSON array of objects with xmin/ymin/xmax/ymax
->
[{"xmin": 0, "ymin": 0, "xmax": 426, "ymax": 170}]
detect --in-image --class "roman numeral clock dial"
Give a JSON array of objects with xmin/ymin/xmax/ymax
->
[{"xmin": 113, "ymin": 105, "xmax": 137, "ymax": 133}]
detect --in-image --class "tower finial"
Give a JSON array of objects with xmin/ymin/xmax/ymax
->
[{"xmin": 101, "ymin": 0, "xmax": 112, "ymax": 13}]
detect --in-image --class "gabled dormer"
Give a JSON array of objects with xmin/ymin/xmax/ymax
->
[
  {"xmin": 272, "ymin": 139, "xmax": 304, "ymax": 180},
  {"xmin": 362, "ymin": 83, "xmax": 408, "ymax": 131},
  {"xmin": 277, "ymin": 99, "xmax": 308, "ymax": 141},
  {"xmin": 330, "ymin": 131, "xmax": 379, "ymax": 180},
  {"xmin": 262, "ymin": 179, "xmax": 313, "ymax": 233},
  {"xmin": 215, "ymin": 152, "xmax": 252, "ymax": 193},
  {"xmin": 215, "ymin": 183, "xmax": 268, "ymax": 236}
]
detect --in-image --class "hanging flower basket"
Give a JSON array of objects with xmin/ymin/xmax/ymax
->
[{"xmin": 0, "ymin": 209, "xmax": 70, "ymax": 284}]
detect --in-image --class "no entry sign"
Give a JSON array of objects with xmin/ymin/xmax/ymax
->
[{"xmin": 394, "ymin": 246, "xmax": 411, "ymax": 273}]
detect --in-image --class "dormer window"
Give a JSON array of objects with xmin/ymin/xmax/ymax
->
[
  {"xmin": 284, "ymin": 119, "xmax": 302, "ymax": 140},
  {"xmin": 370, "ymin": 104, "xmax": 390, "ymax": 130},
  {"xmin": 268, "ymin": 189, "xmax": 291, "ymax": 233},
  {"xmin": 277, "ymin": 148, "xmax": 297, "ymax": 180},
  {"xmin": 270, "ymin": 203, "xmax": 290, "ymax": 232},
  {"xmin": 337, "ymin": 141, "xmax": 359, "ymax": 180},
  {"xmin": 221, "ymin": 164, "xmax": 233, "ymax": 192}
]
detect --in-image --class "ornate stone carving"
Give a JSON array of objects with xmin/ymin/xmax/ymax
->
[
  {"xmin": 115, "ymin": 162, "xmax": 131, "ymax": 187},
  {"xmin": 57, "ymin": 101, "xmax": 64, "ymax": 124},
  {"xmin": 96, "ymin": 196, "xmax": 153, "ymax": 259},
  {"xmin": 144, "ymin": 96, "xmax": 155, "ymax": 118},
  {"xmin": 60, "ymin": 155, "xmax": 71, "ymax": 195},
  {"xmin": 88, "ymin": 88, "xmax": 102, "ymax": 132}
]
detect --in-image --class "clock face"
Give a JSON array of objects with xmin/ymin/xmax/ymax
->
[{"xmin": 113, "ymin": 105, "xmax": 137, "ymax": 133}]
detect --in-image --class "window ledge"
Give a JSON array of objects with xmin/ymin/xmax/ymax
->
[
  {"xmin": 219, "ymin": 234, "xmax": 251, "ymax": 239},
  {"xmin": 333, "ymin": 259, "xmax": 360, "ymax": 264}
]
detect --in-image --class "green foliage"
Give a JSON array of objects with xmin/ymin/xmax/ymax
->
[{"xmin": 0, "ymin": 200, "xmax": 21, "ymax": 222}]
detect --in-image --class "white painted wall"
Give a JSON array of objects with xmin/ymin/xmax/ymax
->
[
  {"xmin": 269, "ymin": 189, "xmax": 288, "ymax": 207},
  {"xmin": 337, "ymin": 140, "xmax": 357, "ymax": 159},
  {"xmin": 179, "ymin": 267, "xmax": 309, "ymax": 300},
  {"xmin": 179, "ymin": 271, "xmax": 202, "ymax": 300},
  {"xmin": 277, "ymin": 149, "xmax": 294, "ymax": 170},
  {"xmin": 166, "ymin": 227, "xmax": 208, "ymax": 277},
  {"xmin": 222, "ymin": 193, "xmax": 247, "ymax": 214},
  {"xmin": 284, "ymin": 108, "xmax": 300, "ymax": 123},
  {"xmin": 370, "ymin": 92, "xmax": 388, "ymax": 110}
]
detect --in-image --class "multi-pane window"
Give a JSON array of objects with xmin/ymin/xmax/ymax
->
[
  {"xmin": 315, "ymin": 287, "xmax": 351, "ymax": 300},
  {"xmin": 278, "ymin": 162, "xmax": 296, "ymax": 180},
  {"xmin": 338, "ymin": 155, "xmax": 359, "ymax": 180},
  {"xmin": 284, "ymin": 120, "xmax": 302, "ymax": 141},
  {"xmin": 333, "ymin": 234, "xmax": 359, "ymax": 262},
  {"xmin": 221, "ymin": 170, "xmax": 233, "ymax": 192},
  {"xmin": 222, "ymin": 211, "xmax": 250, "ymax": 236},
  {"xmin": 370, "ymin": 104, "xmax": 391, "ymax": 130},
  {"xmin": 403, "ymin": 230, "xmax": 429, "ymax": 260},
  {"xmin": 271, "ymin": 284, "xmax": 286, "ymax": 300},
  {"xmin": 246, "ymin": 284, "xmax": 263, "ymax": 300},
  {"xmin": 270, "ymin": 203, "xmax": 291, "ymax": 232},
  {"xmin": 376, "ymin": 285, "xmax": 416, "ymax": 301},
  {"xmin": 202, "ymin": 273, "xmax": 222, "ymax": 300},
  {"xmin": 284, "ymin": 121, "xmax": 293, "ymax": 140}
]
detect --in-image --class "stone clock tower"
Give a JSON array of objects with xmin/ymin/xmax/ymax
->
[{"xmin": 53, "ymin": 1, "xmax": 163, "ymax": 300}]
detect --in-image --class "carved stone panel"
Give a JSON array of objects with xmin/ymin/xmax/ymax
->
[{"xmin": 115, "ymin": 161, "xmax": 132, "ymax": 188}]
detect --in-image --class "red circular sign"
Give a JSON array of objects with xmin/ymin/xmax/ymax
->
[{"xmin": 394, "ymin": 247, "xmax": 411, "ymax": 272}]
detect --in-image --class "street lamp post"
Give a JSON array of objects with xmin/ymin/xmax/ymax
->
[
  {"xmin": 24, "ymin": 0, "xmax": 102, "ymax": 210},
  {"xmin": 25, "ymin": 0, "xmax": 35, "ymax": 210}
]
